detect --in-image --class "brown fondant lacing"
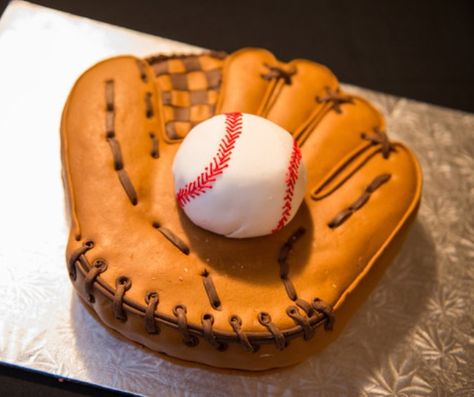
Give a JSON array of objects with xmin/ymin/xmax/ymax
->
[
  {"xmin": 328, "ymin": 209, "xmax": 352, "ymax": 228},
  {"xmin": 144, "ymin": 291, "xmax": 160, "ymax": 334},
  {"xmin": 145, "ymin": 92, "xmax": 154, "ymax": 118},
  {"xmin": 173, "ymin": 305, "xmax": 199, "ymax": 347},
  {"xmin": 107, "ymin": 136, "xmax": 124, "ymax": 170},
  {"xmin": 312, "ymin": 298, "xmax": 335, "ymax": 330},
  {"xmin": 104, "ymin": 80, "xmax": 138, "ymax": 206},
  {"xmin": 136, "ymin": 59, "xmax": 148, "ymax": 83},
  {"xmin": 152, "ymin": 223, "xmax": 190, "ymax": 255},
  {"xmin": 113, "ymin": 276, "xmax": 132, "ymax": 321},
  {"xmin": 328, "ymin": 173, "xmax": 392, "ymax": 228},
  {"xmin": 279, "ymin": 227, "xmax": 305, "ymax": 278},
  {"xmin": 106, "ymin": 110, "xmax": 114, "ymax": 137},
  {"xmin": 117, "ymin": 169, "xmax": 138, "ymax": 205},
  {"xmin": 105, "ymin": 79, "xmax": 114, "ymax": 111},
  {"xmin": 361, "ymin": 127, "xmax": 394, "ymax": 159},
  {"xmin": 281, "ymin": 277, "xmax": 297, "ymax": 301},
  {"xmin": 84, "ymin": 258, "xmax": 107, "ymax": 303},
  {"xmin": 278, "ymin": 227, "xmax": 306, "ymax": 301},
  {"xmin": 258, "ymin": 312, "xmax": 286, "ymax": 350},
  {"xmin": 145, "ymin": 51, "xmax": 227, "ymax": 69},
  {"xmin": 278, "ymin": 228, "xmax": 316, "ymax": 318},
  {"xmin": 316, "ymin": 87, "xmax": 354, "ymax": 114},
  {"xmin": 149, "ymin": 132, "xmax": 160, "ymax": 159},
  {"xmin": 286, "ymin": 306, "xmax": 314, "ymax": 340},
  {"xmin": 70, "ymin": 240, "xmax": 334, "ymax": 349},
  {"xmin": 67, "ymin": 240, "xmax": 94, "ymax": 281},
  {"xmin": 295, "ymin": 87, "xmax": 354, "ymax": 146},
  {"xmin": 261, "ymin": 63, "xmax": 297, "ymax": 85},
  {"xmin": 201, "ymin": 313, "xmax": 227, "ymax": 351},
  {"xmin": 229, "ymin": 315, "xmax": 256, "ymax": 352},
  {"xmin": 259, "ymin": 63, "xmax": 297, "ymax": 117},
  {"xmin": 294, "ymin": 298, "xmax": 314, "ymax": 317},
  {"xmin": 201, "ymin": 270, "xmax": 222, "ymax": 310},
  {"xmin": 366, "ymin": 173, "xmax": 391, "ymax": 193}
]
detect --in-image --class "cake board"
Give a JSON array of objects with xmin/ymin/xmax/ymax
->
[{"xmin": 0, "ymin": 1, "xmax": 472, "ymax": 395}]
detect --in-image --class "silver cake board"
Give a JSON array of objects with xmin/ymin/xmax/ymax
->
[{"xmin": 0, "ymin": 1, "xmax": 472, "ymax": 396}]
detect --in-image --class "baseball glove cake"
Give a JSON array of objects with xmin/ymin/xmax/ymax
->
[{"xmin": 61, "ymin": 48, "xmax": 422, "ymax": 370}]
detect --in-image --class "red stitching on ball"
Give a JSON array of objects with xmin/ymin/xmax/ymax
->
[
  {"xmin": 176, "ymin": 112, "xmax": 243, "ymax": 207},
  {"xmin": 272, "ymin": 139, "xmax": 302, "ymax": 233}
]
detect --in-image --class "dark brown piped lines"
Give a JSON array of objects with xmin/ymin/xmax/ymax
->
[
  {"xmin": 136, "ymin": 59, "xmax": 148, "ymax": 83},
  {"xmin": 316, "ymin": 87, "xmax": 354, "ymax": 114},
  {"xmin": 105, "ymin": 110, "xmax": 115, "ymax": 137},
  {"xmin": 104, "ymin": 80, "xmax": 138, "ymax": 206},
  {"xmin": 278, "ymin": 227, "xmax": 306, "ymax": 302},
  {"xmin": 361, "ymin": 127, "xmax": 394, "ymax": 159},
  {"xmin": 328, "ymin": 173, "xmax": 392, "ymax": 228},
  {"xmin": 261, "ymin": 63, "xmax": 297, "ymax": 85},
  {"xmin": 153, "ymin": 223, "xmax": 190, "ymax": 255},
  {"xmin": 367, "ymin": 173, "xmax": 392, "ymax": 193},
  {"xmin": 117, "ymin": 170, "xmax": 138, "ymax": 205},
  {"xmin": 107, "ymin": 137, "xmax": 123, "ymax": 169},
  {"xmin": 173, "ymin": 305, "xmax": 198, "ymax": 346},
  {"xmin": 145, "ymin": 92, "xmax": 154, "ymax": 118},
  {"xmin": 105, "ymin": 79, "xmax": 114, "ymax": 111},
  {"xmin": 84, "ymin": 258, "xmax": 108, "ymax": 303},
  {"xmin": 201, "ymin": 269, "xmax": 222, "ymax": 310},
  {"xmin": 149, "ymin": 133, "xmax": 160, "ymax": 159},
  {"xmin": 113, "ymin": 276, "xmax": 132, "ymax": 321},
  {"xmin": 229, "ymin": 315, "xmax": 256, "ymax": 352},
  {"xmin": 144, "ymin": 291, "xmax": 160, "ymax": 334},
  {"xmin": 67, "ymin": 240, "xmax": 94, "ymax": 281},
  {"xmin": 258, "ymin": 312, "xmax": 286, "ymax": 350}
]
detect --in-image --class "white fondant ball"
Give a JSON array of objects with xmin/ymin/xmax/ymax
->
[{"xmin": 172, "ymin": 113, "xmax": 307, "ymax": 238}]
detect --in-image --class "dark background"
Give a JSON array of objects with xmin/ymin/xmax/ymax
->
[
  {"xmin": 0, "ymin": 0, "xmax": 472, "ymax": 396},
  {"xmin": 1, "ymin": 0, "xmax": 473, "ymax": 113}
]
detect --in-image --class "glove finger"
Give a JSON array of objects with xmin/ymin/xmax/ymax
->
[
  {"xmin": 63, "ymin": 56, "xmax": 220, "ymax": 321},
  {"xmin": 62, "ymin": 55, "xmax": 162, "ymax": 239},
  {"xmin": 295, "ymin": 140, "xmax": 422, "ymax": 309},
  {"xmin": 263, "ymin": 58, "xmax": 339, "ymax": 134},
  {"xmin": 215, "ymin": 48, "xmax": 279, "ymax": 114},
  {"xmin": 299, "ymin": 95, "xmax": 388, "ymax": 196},
  {"xmin": 215, "ymin": 48, "xmax": 340, "ymax": 136}
]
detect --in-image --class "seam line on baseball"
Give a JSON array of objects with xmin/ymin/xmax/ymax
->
[
  {"xmin": 176, "ymin": 112, "xmax": 243, "ymax": 207},
  {"xmin": 272, "ymin": 139, "xmax": 302, "ymax": 233}
]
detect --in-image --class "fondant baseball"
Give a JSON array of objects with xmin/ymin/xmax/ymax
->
[{"xmin": 172, "ymin": 112, "xmax": 307, "ymax": 238}]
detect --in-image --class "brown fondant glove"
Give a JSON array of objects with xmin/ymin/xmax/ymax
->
[{"xmin": 61, "ymin": 48, "xmax": 422, "ymax": 370}]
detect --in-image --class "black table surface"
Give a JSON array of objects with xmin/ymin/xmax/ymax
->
[{"xmin": 0, "ymin": 0, "xmax": 472, "ymax": 396}]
